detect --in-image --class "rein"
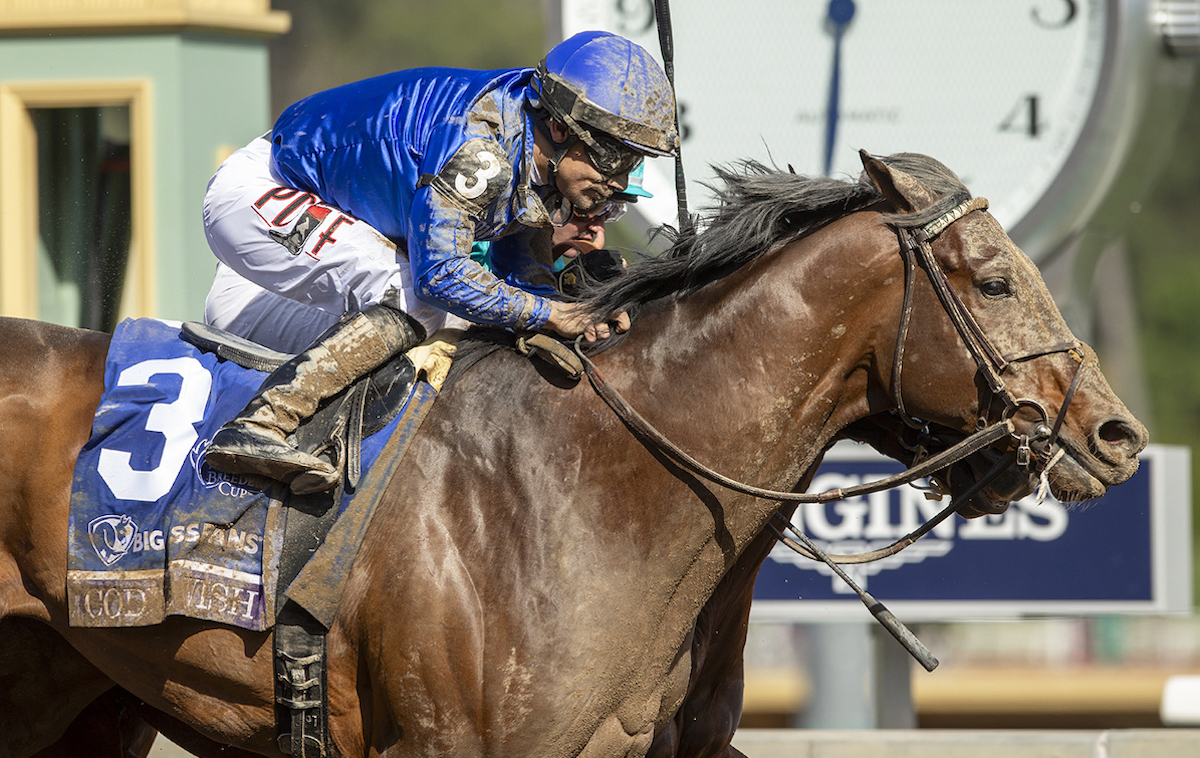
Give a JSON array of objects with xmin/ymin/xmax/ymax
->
[
  {"xmin": 573, "ymin": 343, "xmax": 1016, "ymax": 507},
  {"xmin": 567, "ymin": 193, "xmax": 1091, "ymax": 669}
]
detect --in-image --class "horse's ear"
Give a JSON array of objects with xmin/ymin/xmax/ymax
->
[{"xmin": 859, "ymin": 149, "xmax": 938, "ymax": 213}]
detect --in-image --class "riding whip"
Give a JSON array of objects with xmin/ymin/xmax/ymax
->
[{"xmin": 654, "ymin": 0, "xmax": 693, "ymax": 235}]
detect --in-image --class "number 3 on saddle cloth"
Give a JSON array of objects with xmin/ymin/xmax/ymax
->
[{"xmin": 66, "ymin": 317, "xmax": 441, "ymax": 632}]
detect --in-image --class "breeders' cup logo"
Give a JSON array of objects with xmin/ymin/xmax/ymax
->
[
  {"xmin": 191, "ymin": 437, "xmax": 262, "ymax": 497},
  {"xmin": 88, "ymin": 514, "xmax": 138, "ymax": 566},
  {"xmin": 770, "ymin": 470, "xmax": 1069, "ymax": 593}
]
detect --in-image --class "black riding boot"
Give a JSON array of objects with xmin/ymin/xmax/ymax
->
[{"xmin": 204, "ymin": 295, "xmax": 425, "ymax": 494}]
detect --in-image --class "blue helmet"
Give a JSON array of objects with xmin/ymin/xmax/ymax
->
[{"xmin": 531, "ymin": 31, "xmax": 679, "ymax": 158}]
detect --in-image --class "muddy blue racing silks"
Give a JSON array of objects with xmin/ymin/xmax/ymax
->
[{"xmin": 271, "ymin": 67, "xmax": 556, "ymax": 330}]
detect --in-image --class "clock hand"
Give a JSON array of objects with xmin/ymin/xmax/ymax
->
[{"xmin": 823, "ymin": 0, "xmax": 856, "ymax": 176}]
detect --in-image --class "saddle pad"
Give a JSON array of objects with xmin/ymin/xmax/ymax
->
[{"xmin": 67, "ymin": 318, "xmax": 408, "ymax": 631}]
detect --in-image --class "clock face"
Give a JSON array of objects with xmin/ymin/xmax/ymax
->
[{"xmin": 562, "ymin": 0, "xmax": 1110, "ymax": 246}]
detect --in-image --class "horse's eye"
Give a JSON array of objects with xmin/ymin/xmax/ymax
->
[{"xmin": 980, "ymin": 279, "xmax": 1010, "ymax": 298}]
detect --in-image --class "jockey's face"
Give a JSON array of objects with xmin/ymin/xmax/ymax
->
[{"xmin": 544, "ymin": 121, "xmax": 630, "ymax": 217}]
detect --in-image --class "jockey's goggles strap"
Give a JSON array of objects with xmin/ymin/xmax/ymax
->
[{"xmin": 532, "ymin": 115, "xmax": 578, "ymax": 183}]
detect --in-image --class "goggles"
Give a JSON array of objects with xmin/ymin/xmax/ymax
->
[
  {"xmin": 548, "ymin": 197, "xmax": 628, "ymax": 227},
  {"xmin": 576, "ymin": 129, "xmax": 645, "ymax": 178}
]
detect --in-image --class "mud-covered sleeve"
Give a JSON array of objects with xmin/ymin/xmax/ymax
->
[{"xmin": 407, "ymin": 140, "xmax": 552, "ymax": 329}]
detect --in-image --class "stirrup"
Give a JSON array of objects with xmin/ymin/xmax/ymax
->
[{"xmin": 206, "ymin": 424, "xmax": 338, "ymax": 492}]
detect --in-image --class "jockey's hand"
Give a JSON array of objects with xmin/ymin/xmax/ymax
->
[{"xmin": 545, "ymin": 301, "xmax": 630, "ymax": 342}]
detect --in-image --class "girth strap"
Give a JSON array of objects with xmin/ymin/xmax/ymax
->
[
  {"xmin": 274, "ymin": 606, "xmax": 329, "ymax": 758},
  {"xmin": 270, "ymin": 466, "xmax": 344, "ymax": 758}
]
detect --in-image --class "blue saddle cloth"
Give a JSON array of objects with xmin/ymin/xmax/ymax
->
[{"xmin": 67, "ymin": 318, "xmax": 405, "ymax": 631}]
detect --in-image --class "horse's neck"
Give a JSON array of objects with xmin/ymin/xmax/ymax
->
[
  {"xmin": 599, "ymin": 216, "xmax": 896, "ymax": 511},
  {"xmin": 512, "ymin": 218, "xmax": 898, "ymax": 682}
]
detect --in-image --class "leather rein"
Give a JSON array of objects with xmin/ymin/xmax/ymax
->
[
  {"xmin": 566, "ymin": 195, "xmax": 1091, "ymax": 670},
  {"xmin": 571, "ymin": 195, "xmax": 1088, "ymax": 543}
]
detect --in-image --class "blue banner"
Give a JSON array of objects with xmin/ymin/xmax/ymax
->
[{"xmin": 752, "ymin": 444, "xmax": 1189, "ymax": 621}]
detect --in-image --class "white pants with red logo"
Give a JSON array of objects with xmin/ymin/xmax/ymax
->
[{"xmin": 202, "ymin": 137, "xmax": 448, "ymax": 353}]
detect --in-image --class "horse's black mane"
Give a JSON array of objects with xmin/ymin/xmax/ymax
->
[
  {"xmin": 576, "ymin": 152, "xmax": 970, "ymax": 320},
  {"xmin": 446, "ymin": 152, "xmax": 969, "ymax": 385}
]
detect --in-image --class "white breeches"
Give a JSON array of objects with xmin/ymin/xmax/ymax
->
[{"xmin": 202, "ymin": 137, "xmax": 447, "ymax": 353}]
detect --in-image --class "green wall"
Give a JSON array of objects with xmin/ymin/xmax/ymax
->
[{"xmin": 0, "ymin": 32, "xmax": 274, "ymax": 322}]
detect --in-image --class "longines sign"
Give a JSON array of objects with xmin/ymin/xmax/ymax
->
[{"xmin": 751, "ymin": 444, "xmax": 1192, "ymax": 622}]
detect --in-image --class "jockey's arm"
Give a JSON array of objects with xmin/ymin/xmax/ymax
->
[{"xmin": 407, "ymin": 187, "xmax": 627, "ymax": 341}]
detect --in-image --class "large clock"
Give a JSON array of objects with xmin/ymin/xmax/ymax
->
[{"xmin": 558, "ymin": 0, "xmax": 1198, "ymax": 262}]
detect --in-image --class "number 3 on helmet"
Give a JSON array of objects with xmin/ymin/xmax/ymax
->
[{"xmin": 530, "ymin": 30, "xmax": 681, "ymax": 159}]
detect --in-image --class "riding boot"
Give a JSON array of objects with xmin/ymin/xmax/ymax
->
[{"xmin": 204, "ymin": 294, "xmax": 426, "ymax": 494}]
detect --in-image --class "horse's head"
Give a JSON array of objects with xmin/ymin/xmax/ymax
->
[{"xmin": 858, "ymin": 150, "xmax": 1147, "ymax": 512}]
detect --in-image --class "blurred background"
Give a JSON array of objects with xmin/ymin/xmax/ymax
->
[{"xmin": 2, "ymin": 0, "xmax": 1200, "ymax": 748}]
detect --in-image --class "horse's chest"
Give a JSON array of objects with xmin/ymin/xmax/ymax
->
[{"xmin": 578, "ymin": 629, "xmax": 694, "ymax": 755}]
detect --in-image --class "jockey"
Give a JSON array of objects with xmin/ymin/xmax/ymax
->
[{"xmin": 201, "ymin": 30, "xmax": 679, "ymax": 495}]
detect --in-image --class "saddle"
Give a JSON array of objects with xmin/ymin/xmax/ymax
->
[
  {"xmin": 182, "ymin": 321, "xmax": 424, "ymax": 758},
  {"xmin": 182, "ymin": 321, "xmax": 416, "ymax": 488}
]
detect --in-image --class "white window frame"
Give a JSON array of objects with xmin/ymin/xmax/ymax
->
[{"xmin": 0, "ymin": 79, "xmax": 155, "ymax": 320}]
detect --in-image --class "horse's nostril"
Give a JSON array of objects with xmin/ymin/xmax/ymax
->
[
  {"xmin": 1099, "ymin": 421, "xmax": 1126, "ymax": 444},
  {"xmin": 1096, "ymin": 417, "xmax": 1146, "ymax": 455}
]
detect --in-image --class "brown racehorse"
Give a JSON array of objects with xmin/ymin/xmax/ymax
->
[{"xmin": 0, "ymin": 152, "xmax": 1146, "ymax": 758}]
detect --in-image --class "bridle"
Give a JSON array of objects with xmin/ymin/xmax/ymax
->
[
  {"xmin": 567, "ymin": 194, "xmax": 1092, "ymax": 669},
  {"xmin": 889, "ymin": 195, "xmax": 1090, "ymax": 469},
  {"xmin": 571, "ymin": 196, "xmax": 1089, "ymax": 521},
  {"xmin": 762, "ymin": 197, "xmax": 1092, "ymax": 562}
]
